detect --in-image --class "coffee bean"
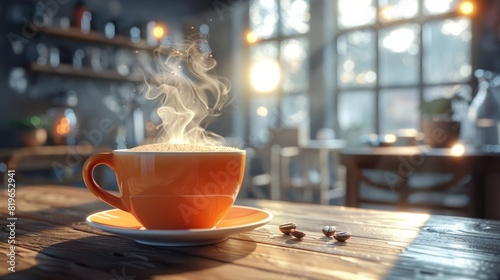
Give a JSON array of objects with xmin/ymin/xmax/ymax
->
[
  {"xmin": 279, "ymin": 222, "xmax": 297, "ymax": 235},
  {"xmin": 322, "ymin": 226, "xmax": 336, "ymax": 237},
  {"xmin": 334, "ymin": 231, "xmax": 351, "ymax": 242},
  {"xmin": 291, "ymin": 229, "xmax": 306, "ymax": 239}
]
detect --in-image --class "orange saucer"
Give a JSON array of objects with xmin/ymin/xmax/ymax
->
[{"xmin": 86, "ymin": 205, "xmax": 273, "ymax": 246}]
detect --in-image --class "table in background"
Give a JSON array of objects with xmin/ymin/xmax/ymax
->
[
  {"xmin": 1, "ymin": 185, "xmax": 499, "ymax": 279},
  {"xmin": 0, "ymin": 145, "xmax": 112, "ymax": 186},
  {"xmin": 340, "ymin": 146, "xmax": 500, "ymax": 220}
]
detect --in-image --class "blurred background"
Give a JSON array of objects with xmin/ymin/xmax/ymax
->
[{"xmin": 2, "ymin": 0, "xmax": 500, "ymax": 148}]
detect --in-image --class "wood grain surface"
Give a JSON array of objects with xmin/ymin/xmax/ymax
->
[{"xmin": 1, "ymin": 185, "xmax": 499, "ymax": 279}]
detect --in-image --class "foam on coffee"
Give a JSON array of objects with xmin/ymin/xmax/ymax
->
[{"xmin": 129, "ymin": 143, "xmax": 241, "ymax": 153}]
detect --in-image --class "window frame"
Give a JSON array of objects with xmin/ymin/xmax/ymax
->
[{"xmin": 333, "ymin": 0, "xmax": 476, "ymax": 139}]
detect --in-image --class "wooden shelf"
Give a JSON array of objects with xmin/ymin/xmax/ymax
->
[
  {"xmin": 37, "ymin": 25, "xmax": 158, "ymax": 51},
  {"xmin": 30, "ymin": 63, "xmax": 144, "ymax": 83}
]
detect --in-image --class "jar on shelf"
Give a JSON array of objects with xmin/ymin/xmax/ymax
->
[
  {"xmin": 73, "ymin": 1, "xmax": 92, "ymax": 33},
  {"xmin": 468, "ymin": 69, "xmax": 500, "ymax": 151}
]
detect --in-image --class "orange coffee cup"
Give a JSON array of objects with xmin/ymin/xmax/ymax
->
[{"xmin": 82, "ymin": 144, "xmax": 246, "ymax": 230}]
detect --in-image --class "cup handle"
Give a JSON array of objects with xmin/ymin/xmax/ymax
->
[{"xmin": 82, "ymin": 152, "xmax": 128, "ymax": 211}]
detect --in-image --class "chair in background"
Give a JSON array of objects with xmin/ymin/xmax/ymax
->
[
  {"xmin": 278, "ymin": 145, "xmax": 345, "ymax": 204},
  {"xmin": 241, "ymin": 145, "xmax": 278, "ymax": 199},
  {"xmin": 242, "ymin": 127, "xmax": 346, "ymax": 205},
  {"xmin": 241, "ymin": 127, "xmax": 305, "ymax": 200},
  {"xmin": 341, "ymin": 147, "xmax": 479, "ymax": 217}
]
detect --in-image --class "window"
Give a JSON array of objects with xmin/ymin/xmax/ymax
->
[
  {"xmin": 247, "ymin": 0, "xmax": 310, "ymax": 145},
  {"xmin": 245, "ymin": 0, "xmax": 474, "ymax": 146},
  {"xmin": 336, "ymin": 0, "xmax": 473, "ymax": 143}
]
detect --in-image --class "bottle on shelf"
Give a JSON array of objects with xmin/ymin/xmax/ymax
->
[
  {"xmin": 468, "ymin": 69, "xmax": 500, "ymax": 152},
  {"xmin": 73, "ymin": 1, "xmax": 92, "ymax": 33}
]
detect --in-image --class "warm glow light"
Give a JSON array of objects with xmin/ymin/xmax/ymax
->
[
  {"xmin": 56, "ymin": 117, "xmax": 71, "ymax": 136},
  {"xmin": 379, "ymin": 6, "xmax": 393, "ymax": 21},
  {"xmin": 145, "ymin": 121, "xmax": 156, "ymax": 132},
  {"xmin": 250, "ymin": 59, "xmax": 281, "ymax": 93},
  {"xmin": 384, "ymin": 134, "xmax": 397, "ymax": 143},
  {"xmin": 256, "ymin": 106, "xmax": 268, "ymax": 117},
  {"xmin": 451, "ymin": 143, "xmax": 465, "ymax": 156},
  {"xmin": 153, "ymin": 25, "xmax": 166, "ymax": 39},
  {"xmin": 459, "ymin": 1, "xmax": 474, "ymax": 15},
  {"xmin": 340, "ymin": 71, "xmax": 354, "ymax": 84},
  {"xmin": 368, "ymin": 133, "xmax": 378, "ymax": 142},
  {"xmin": 246, "ymin": 31, "xmax": 258, "ymax": 44}
]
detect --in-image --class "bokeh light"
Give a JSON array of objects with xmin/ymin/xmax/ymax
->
[
  {"xmin": 246, "ymin": 31, "xmax": 258, "ymax": 44},
  {"xmin": 459, "ymin": 1, "xmax": 474, "ymax": 15},
  {"xmin": 451, "ymin": 143, "xmax": 465, "ymax": 156},
  {"xmin": 250, "ymin": 59, "xmax": 281, "ymax": 93},
  {"xmin": 152, "ymin": 23, "xmax": 167, "ymax": 39}
]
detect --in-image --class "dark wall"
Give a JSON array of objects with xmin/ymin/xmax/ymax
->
[
  {"xmin": 0, "ymin": 0, "xmax": 229, "ymax": 148},
  {"xmin": 476, "ymin": 0, "xmax": 500, "ymax": 73}
]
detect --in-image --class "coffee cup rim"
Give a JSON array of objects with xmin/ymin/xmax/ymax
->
[{"xmin": 113, "ymin": 149, "xmax": 246, "ymax": 155}]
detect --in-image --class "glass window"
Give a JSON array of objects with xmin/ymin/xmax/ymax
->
[
  {"xmin": 338, "ymin": 90, "xmax": 375, "ymax": 142},
  {"xmin": 250, "ymin": 0, "xmax": 279, "ymax": 40},
  {"xmin": 248, "ymin": 0, "xmax": 310, "ymax": 145},
  {"xmin": 338, "ymin": 0, "xmax": 376, "ymax": 29},
  {"xmin": 379, "ymin": 24, "xmax": 420, "ymax": 86},
  {"xmin": 338, "ymin": 30, "xmax": 376, "ymax": 88},
  {"xmin": 423, "ymin": 0, "xmax": 462, "ymax": 15},
  {"xmin": 280, "ymin": 0, "xmax": 310, "ymax": 36},
  {"xmin": 250, "ymin": 97, "xmax": 278, "ymax": 145},
  {"xmin": 423, "ymin": 18, "xmax": 472, "ymax": 84},
  {"xmin": 379, "ymin": 88, "xmax": 420, "ymax": 133},
  {"xmin": 379, "ymin": 0, "xmax": 418, "ymax": 23},
  {"xmin": 280, "ymin": 38, "xmax": 309, "ymax": 93},
  {"xmin": 281, "ymin": 95, "xmax": 309, "ymax": 127}
]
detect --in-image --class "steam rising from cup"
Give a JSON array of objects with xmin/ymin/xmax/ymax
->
[{"xmin": 143, "ymin": 39, "xmax": 231, "ymax": 146}]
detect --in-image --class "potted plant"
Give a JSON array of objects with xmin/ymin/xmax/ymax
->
[
  {"xmin": 9, "ymin": 115, "xmax": 49, "ymax": 147},
  {"xmin": 419, "ymin": 94, "xmax": 466, "ymax": 148}
]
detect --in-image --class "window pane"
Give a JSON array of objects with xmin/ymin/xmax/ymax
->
[
  {"xmin": 423, "ymin": 18, "xmax": 472, "ymax": 84},
  {"xmin": 250, "ymin": 96, "xmax": 278, "ymax": 145},
  {"xmin": 379, "ymin": 0, "xmax": 418, "ymax": 23},
  {"xmin": 250, "ymin": 0, "xmax": 278, "ymax": 39},
  {"xmin": 423, "ymin": 0, "xmax": 461, "ymax": 15},
  {"xmin": 281, "ymin": 94, "xmax": 309, "ymax": 127},
  {"xmin": 380, "ymin": 88, "xmax": 419, "ymax": 133},
  {"xmin": 338, "ymin": 90, "xmax": 375, "ymax": 144},
  {"xmin": 379, "ymin": 24, "xmax": 420, "ymax": 86},
  {"xmin": 250, "ymin": 42, "xmax": 279, "ymax": 94},
  {"xmin": 338, "ymin": 31, "xmax": 376, "ymax": 88},
  {"xmin": 280, "ymin": 0, "xmax": 310, "ymax": 36},
  {"xmin": 280, "ymin": 38, "xmax": 308, "ymax": 93},
  {"xmin": 338, "ymin": 0, "xmax": 376, "ymax": 29},
  {"xmin": 250, "ymin": 42, "xmax": 279, "ymax": 64}
]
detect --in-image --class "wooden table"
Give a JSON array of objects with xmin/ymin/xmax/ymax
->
[
  {"xmin": 0, "ymin": 185, "xmax": 500, "ymax": 279},
  {"xmin": 1, "ymin": 185, "xmax": 500, "ymax": 279}
]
